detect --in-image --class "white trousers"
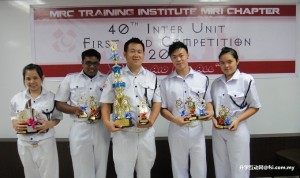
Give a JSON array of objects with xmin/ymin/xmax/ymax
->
[
  {"xmin": 168, "ymin": 122, "xmax": 207, "ymax": 178},
  {"xmin": 17, "ymin": 137, "xmax": 59, "ymax": 178},
  {"xmin": 69, "ymin": 121, "xmax": 111, "ymax": 178},
  {"xmin": 112, "ymin": 127, "xmax": 156, "ymax": 178},
  {"xmin": 212, "ymin": 122, "xmax": 250, "ymax": 178}
]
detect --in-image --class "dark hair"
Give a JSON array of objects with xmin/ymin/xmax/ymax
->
[
  {"xmin": 218, "ymin": 47, "xmax": 239, "ymax": 61},
  {"xmin": 81, "ymin": 49, "xmax": 101, "ymax": 62},
  {"xmin": 168, "ymin": 41, "xmax": 188, "ymax": 57},
  {"xmin": 22, "ymin": 63, "xmax": 44, "ymax": 83},
  {"xmin": 124, "ymin": 37, "xmax": 145, "ymax": 52}
]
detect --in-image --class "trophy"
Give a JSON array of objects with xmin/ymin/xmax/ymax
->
[
  {"xmin": 176, "ymin": 99, "xmax": 186, "ymax": 117},
  {"xmin": 216, "ymin": 105, "xmax": 233, "ymax": 129},
  {"xmin": 78, "ymin": 96, "xmax": 88, "ymax": 118},
  {"xmin": 195, "ymin": 97, "xmax": 208, "ymax": 120},
  {"xmin": 138, "ymin": 100, "xmax": 149, "ymax": 125},
  {"xmin": 186, "ymin": 97, "xmax": 197, "ymax": 121},
  {"xmin": 110, "ymin": 41, "xmax": 133, "ymax": 127},
  {"xmin": 17, "ymin": 100, "xmax": 41, "ymax": 134},
  {"xmin": 87, "ymin": 96, "xmax": 99, "ymax": 123}
]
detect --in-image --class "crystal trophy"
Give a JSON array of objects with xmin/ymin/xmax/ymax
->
[
  {"xmin": 216, "ymin": 105, "xmax": 233, "ymax": 129},
  {"xmin": 110, "ymin": 41, "xmax": 133, "ymax": 127}
]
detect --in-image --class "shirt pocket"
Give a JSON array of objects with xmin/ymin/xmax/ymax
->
[
  {"xmin": 227, "ymin": 90, "xmax": 245, "ymax": 105},
  {"xmin": 38, "ymin": 101, "xmax": 55, "ymax": 120},
  {"xmin": 190, "ymin": 87, "xmax": 206, "ymax": 100},
  {"xmin": 140, "ymin": 80, "xmax": 156, "ymax": 107},
  {"xmin": 70, "ymin": 82, "xmax": 87, "ymax": 104}
]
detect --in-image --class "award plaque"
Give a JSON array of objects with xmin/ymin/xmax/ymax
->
[
  {"xmin": 216, "ymin": 105, "xmax": 232, "ymax": 129},
  {"xmin": 110, "ymin": 41, "xmax": 133, "ymax": 127},
  {"xmin": 138, "ymin": 100, "xmax": 149, "ymax": 125}
]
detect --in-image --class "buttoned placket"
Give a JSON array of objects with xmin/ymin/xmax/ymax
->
[
  {"xmin": 182, "ymin": 78, "xmax": 189, "ymax": 113},
  {"xmin": 133, "ymin": 76, "xmax": 140, "ymax": 119}
]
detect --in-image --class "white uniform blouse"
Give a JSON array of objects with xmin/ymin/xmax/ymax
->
[
  {"xmin": 10, "ymin": 88, "xmax": 63, "ymax": 142},
  {"xmin": 100, "ymin": 66, "xmax": 161, "ymax": 126},
  {"xmin": 210, "ymin": 70, "xmax": 262, "ymax": 119}
]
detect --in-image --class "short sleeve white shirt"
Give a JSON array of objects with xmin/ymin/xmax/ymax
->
[
  {"xmin": 55, "ymin": 70, "xmax": 107, "ymax": 119},
  {"xmin": 210, "ymin": 69, "xmax": 262, "ymax": 118}
]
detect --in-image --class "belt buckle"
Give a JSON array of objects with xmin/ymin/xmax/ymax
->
[
  {"xmin": 187, "ymin": 121, "xmax": 199, "ymax": 127},
  {"xmin": 87, "ymin": 120, "xmax": 97, "ymax": 124},
  {"xmin": 31, "ymin": 142, "xmax": 38, "ymax": 148},
  {"xmin": 187, "ymin": 122, "xmax": 194, "ymax": 127},
  {"xmin": 135, "ymin": 128, "xmax": 142, "ymax": 133}
]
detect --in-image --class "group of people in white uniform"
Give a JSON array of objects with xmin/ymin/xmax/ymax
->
[{"xmin": 10, "ymin": 37, "xmax": 261, "ymax": 178}]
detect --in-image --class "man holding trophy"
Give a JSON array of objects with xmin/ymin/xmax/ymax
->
[
  {"xmin": 101, "ymin": 38, "xmax": 161, "ymax": 178},
  {"xmin": 55, "ymin": 49, "xmax": 110, "ymax": 178},
  {"xmin": 160, "ymin": 41, "xmax": 214, "ymax": 178}
]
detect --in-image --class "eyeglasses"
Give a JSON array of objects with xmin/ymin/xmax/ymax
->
[{"xmin": 83, "ymin": 61, "xmax": 99, "ymax": 66}]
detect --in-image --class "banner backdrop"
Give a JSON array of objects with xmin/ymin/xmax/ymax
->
[{"xmin": 31, "ymin": 4, "xmax": 296, "ymax": 77}]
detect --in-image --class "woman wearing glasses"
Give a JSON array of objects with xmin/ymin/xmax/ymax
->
[
  {"xmin": 10, "ymin": 63, "xmax": 62, "ymax": 178},
  {"xmin": 210, "ymin": 47, "xmax": 262, "ymax": 178}
]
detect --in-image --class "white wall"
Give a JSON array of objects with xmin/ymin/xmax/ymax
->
[{"xmin": 1, "ymin": 0, "xmax": 300, "ymax": 138}]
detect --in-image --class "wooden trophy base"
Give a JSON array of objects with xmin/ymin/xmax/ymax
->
[
  {"xmin": 215, "ymin": 125, "xmax": 230, "ymax": 129},
  {"xmin": 139, "ymin": 119, "xmax": 149, "ymax": 125}
]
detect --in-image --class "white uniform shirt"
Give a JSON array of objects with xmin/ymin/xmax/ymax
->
[
  {"xmin": 55, "ymin": 70, "xmax": 107, "ymax": 120},
  {"xmin": 210, "ymin": 70, "xmax": 262, "ymax": 119},
  {"xmin": 100, "ymin": 66, "xmax": 161, "ymax": 126},
  {"xmin": 10, "ymin": 88, "xmax": 63, "ymax": 142},
  {"xmin": 161, "ymin": 68, "xmax": 211, "ymax": 116}
]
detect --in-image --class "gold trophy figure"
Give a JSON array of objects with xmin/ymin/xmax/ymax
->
[
  {"xmin": 88, "ymin": 96, "xmax": 99, "ymax": 123},
  {"xmin": 110, "ymin": 41, "xmax": 133, "ymax": 127}
]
